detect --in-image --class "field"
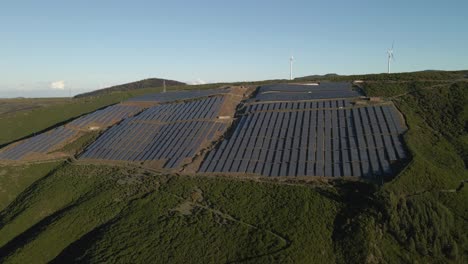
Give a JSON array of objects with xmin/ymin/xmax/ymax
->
[
  {"xmin": 0, "ymin": 71, "xmax": 467, "ymax": 263},
  {"xmin": 0, "ymin": 164, "xmax": 342, "ymax": 263},
  {"xmin": 0, "ymin": 98, "xmax": 71, "ymax": 117}
]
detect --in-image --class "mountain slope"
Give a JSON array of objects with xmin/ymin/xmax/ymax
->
[
  {"xmin": 0, "ymin": 71, "xmax": 467, "ymax": 263},
  {"xmin": 74, "ymin": 78, "xmax": 186, "ymax": 98},
  {"xmin": 296, "ymin": 70, "xmax": 468, "ymax": 82}
]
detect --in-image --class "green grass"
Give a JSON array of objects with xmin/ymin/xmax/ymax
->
[
  {"xmin": 0, "ymin": 162, "xmax": 63, "ymax": 211},
  {"xmin": 0, "ymin": 98, "xmax": 72, "ymax": 117},
  {"xmin": 297, "ymin": 70, "xmax": 468, "ymax": 82},
  {"xmin": 55, "ymin": 131, "xmax": 100, "ymax": 155},
  {"xmin": 0, "ymin": 165, "xmax": 340, "ymax": 263}
]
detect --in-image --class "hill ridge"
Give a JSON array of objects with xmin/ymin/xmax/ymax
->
[{"xmin": 74, "ymin": 78, "xmax": 186, "ymax": 98}]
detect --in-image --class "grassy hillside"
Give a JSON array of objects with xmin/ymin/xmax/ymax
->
[
  {"xmin": 0, "ymin": 71, "xmax": 466, "ymax": 263},
  {"xmin": 0, "ymin": 98, "xmax": 72, "ymax": 117},
  {"xmin": 0, "ymin": 162, "xmax": 63, "ymax": 211},
  {"xmin": 0, "ymin": 164, "xmax": 341, "ymax": 263},
  {"xmin": 297, "ymin": 70, "xmax": 468, "ymax": 82},
  {"xmin": 362, "ymin": 80, "xmax": 468, "ymax": 262},
  {"xmin": 74, "ymin": 78, "xmax": 186, "ymax": 98}
]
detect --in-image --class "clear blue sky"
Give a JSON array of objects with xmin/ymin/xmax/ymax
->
[{"xmin": 1, "ymin": 0, "xmax": 467, "ymax": 97}]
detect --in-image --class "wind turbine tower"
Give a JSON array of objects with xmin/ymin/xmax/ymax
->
[
  {"xmin": 289, "ymin": 56, "xmax": 294, "ymax": 80},
  {"xmin": 387, "ymin": 43, "xmax": 394, "ymax": 74}
]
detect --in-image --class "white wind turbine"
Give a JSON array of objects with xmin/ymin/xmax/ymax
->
[{"xmin": 387, "ymin": 42, "xmax": 395, "ymax": 74}]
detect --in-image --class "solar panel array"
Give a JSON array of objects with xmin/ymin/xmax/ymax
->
[
  {"xmin": 246, "ymin": 100, "xmax": 353, "ymax": 112},
  {"xmin": 126, "ymin": 88, "xmax": 230, "ymax": 103},
  {"xmin": 255, "ymin": 82, "xmax": 361, "ymax": 102},
  {"xmin": 0, "ymin": 127, "xmax": 78, "ymax": 160},
  {"xmin": 132, "ymin": 96, "xmax": 225, "ymax": 121},
  {"xmin": 199, "ymin": 101, "xmax": 407, "ymax": 178},
  {"xmin": 80, "ymin": 96, "xmax": 228, "ymax": 168},
  {"xmin": 0, "ymin": 104, "xmax": 143, "ymax": 161},
  {"xmin": 259, "ymin": 82, "xmax": 352, "ymax": 93},
  {"xmin": 67, "ymin": 104, "xmax": 143, "ymax": 129}
]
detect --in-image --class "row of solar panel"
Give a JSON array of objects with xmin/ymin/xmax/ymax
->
[
  {"xmin": 68, "ymin": 104, "xmax": 143, "ymax": 129},
  {"xmin": 80, "ymin": 96, "xmax": 228, "ymax": 168},
  {"xmin": 0, "ymin": 126, "xmax": 78, "ymax": 160},
  {"xmin": 134, "ymin": 96, "xmax": 225, "ymax": 123},
  {"xmin": 245, "ymin": 99, "xmax": 355, "ymax": 112},
  {"xmin": 126, "ymin": 88, "xmax": 230, "ymax": 103},
  {"xmin": 254, "ymin": 90, "xmax": 361, "ymax": 102},
  {"xmin": 244, "ymin": 105, "xmax": 405, "ymax": 134},
  {"xmin": 201, "ymin": 159, "xmax": 392, "ymax": 178},
  {"xmin": 258, "ymin": 82, "xmax": 352, "ymax": 93},
  {"xmin": 199, "ymin": 140, "xmax": 402, "ymax": 177},
  {"xmin": 199, "ymin": 104, "xmax": 407, "ymax": 177},
  {"xmin": 207, "ymin": 132, "xmax": 405, "ymax": 155}
]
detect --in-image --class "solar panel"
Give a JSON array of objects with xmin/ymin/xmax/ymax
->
[
  {"xmin": 253, "ymin": 160, "xmax": 263, "ymax": 174},
  {"xmin": 315, "ymin": 161, "xmax": 324, "ymax": 176},
  {"xmin": 324, "ymin": 162, "xmax": 333, "ymax": 176},
  {"xmin": 270, "ymin": 163, "xmax": 281, "ymax": 177},
  {"xmin": 254, "ymin": 90, "xmax": 360, "ymax": 102}
]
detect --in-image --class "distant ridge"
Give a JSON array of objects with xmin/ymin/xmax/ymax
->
[
  {"xmin": 74, "ymin": 78, "xmax": 186, "ymax": 98},
  {"xmin": 296, "ymin": 70, "xmax": 468, "ymax": 82}
]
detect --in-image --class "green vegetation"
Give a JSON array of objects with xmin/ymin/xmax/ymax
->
[
  {"xmin": 297, "ymin": 70, "xmax": 468, "ymax": 82},
  {"xmin": 0, "ymin": 98, "xmax": 72, "ymax": 118},
  {"xmin": 0, "ymin": 71, "xmax": 466, "ymax": 263},
  {"xmin": 363, "ymin": 80, "xmax": 468, "ymax": 262},
  {"xmin": 74, "ymin": 78, "xmax": 186, "ymax": 98},
  {"xmin": 0, "ymin": 162, "xmax": 63, "ymax": 211},
  {"xmin": 0, "ymin": 165, "xmax": 340, "ymax": 263},
  {"xmin": 56, "ymin": 131, "xmax": 100, "ymax": 156}
]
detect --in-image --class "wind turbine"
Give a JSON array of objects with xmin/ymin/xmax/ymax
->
[
  {"xmin": 289, "ymin": 56, "xmax": 294, "ymax": 80},
  {"xmin": 387, "ymin": 42, "xmax": 394, "ymax": 74}
]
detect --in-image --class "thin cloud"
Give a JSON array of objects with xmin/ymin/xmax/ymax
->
[
  {"xmin": 50, "ymin": 80, "xmax": 65, "ymax": 90},
  {"xmin": 188, "ymin": 78, "xmax": 208, "ymax": 85}
]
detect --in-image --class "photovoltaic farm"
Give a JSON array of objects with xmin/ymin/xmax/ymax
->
[{"xmin": 0, "ymin": 83, "xmax": 408, "ymax": 180}]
